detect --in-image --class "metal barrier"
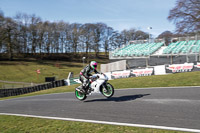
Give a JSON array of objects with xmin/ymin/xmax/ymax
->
[
  {"xmin": 0, "ymin": 80, "xmax": 65, "ymax": 98},
  {"xmin": 69, "ymin": 78, "xmax": 80, "ymax": 85}
]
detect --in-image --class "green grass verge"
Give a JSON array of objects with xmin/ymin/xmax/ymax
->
[
  {"xmin": 1, "ymin": 71, "xmax": 200, "ymax": 101},
  {"xmin": 110, "ymin": 71, "xmax": 200, "ymax": 89},
  {"xmin": 0, "ymin": 115, "xmax": 186, "ymax": 133},
  {"xmin": 0, "ymin": 59, "xmax": 108, "ymax": 88},
  {"xmin": 0, "ymin": 60, "xmax": 84, "ymax": 84}
]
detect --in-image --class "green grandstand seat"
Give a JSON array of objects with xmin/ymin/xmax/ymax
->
[{"xmin": 112, "ymin": 41, "xmax": 164, "ymax": 57}]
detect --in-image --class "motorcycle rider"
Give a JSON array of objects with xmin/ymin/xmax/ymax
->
[{"xmin": 78, "ymin": 61, "xmax": 100, "ymax": 93}]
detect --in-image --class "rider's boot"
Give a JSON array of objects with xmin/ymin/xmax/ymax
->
[
  {"xmin": 76, "ymin": 85, "xmax": 85, "ymax": 93},
  {"xmin": 82, "ymin": 85, "xmax": 87, "ymax": 94},
  {"xmin": 83, "ymin": 82, "xmax": 90, "ymax": 94}
]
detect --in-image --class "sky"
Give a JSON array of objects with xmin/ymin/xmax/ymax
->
[{"xmin": 0, "ymin": 0, "xmax": 177, "ymax": 37}]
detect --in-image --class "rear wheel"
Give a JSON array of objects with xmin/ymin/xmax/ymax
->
[
  {"xmin": 101, "ymin": 83, "xmax": 114, "ymax": 98},
  {"xmin": 75, "ymin": 90, "xmax": 87, "ymax": 101}
]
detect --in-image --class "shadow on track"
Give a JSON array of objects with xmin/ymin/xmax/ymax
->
[{"xmin": 84, "ymin": 94, "xmax": 150, "ymax": 102}]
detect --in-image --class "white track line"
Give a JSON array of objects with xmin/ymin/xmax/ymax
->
[
  {"xmin": 0, "ymin": 113, "xmax": 200, "ymax": 133},
  {"xmin": 117, "ymin": 86, "xmax": 200, "ymax": 90}
]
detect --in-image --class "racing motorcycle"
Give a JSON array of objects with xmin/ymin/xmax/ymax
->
[{"xmin": 75, "ymin": 73, "xmax": 114, "ymax": 101}]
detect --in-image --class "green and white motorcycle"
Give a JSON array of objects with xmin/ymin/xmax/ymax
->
[{"xmin": 75, "ymin": 73, "xmax": 114, "ymax": 101}]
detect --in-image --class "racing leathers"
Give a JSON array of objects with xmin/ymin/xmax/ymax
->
[{"xmin": 79, "ymin": 64, "xmax": 99, "ymax": 92}]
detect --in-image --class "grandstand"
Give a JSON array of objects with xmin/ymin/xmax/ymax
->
[
  {"xmin": 112, "ymin": 42, "xmax": 164, "ymax": 57},
  {"xmin": 109, "ymin": 35, "xmax": 200, "ymax": 68},
  {"xmin": 162, "ymin": 40, "xmax": 200, "ymax": 55}
]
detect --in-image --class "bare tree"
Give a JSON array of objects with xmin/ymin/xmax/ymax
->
[
  {"xmin": 0, "ymin": 10, "xmax": 4, "ymax": 53},
  {"xmin": 102, "ymin": 26, "xmax": 115, "ymax": 56},
  {"xmin": 51, "ymin": 22, "xmax": 60, "ymax": 53},
  {"xmin": 37, "ymin": 22, "xmax": 45, "ymax": 54},
  {"xmin": 120, "ymin": 29, "xmax": 137, "ymax": 45},
  {"xmin": 1, "ymin": 17, "xmax": 18, "ymax": 60},
  {"xmin": 15, "ymin": 12, "xmax": 31, "ymax": 54},
  {"xmin": 120, "ymin": 29, "xmax": 149, "ymax": 45},
  {"xmin": 80, "ymin": 23, "xmax": 95, "ymax": 57},
  {"xmin": 93, "ymin": 23, "xmax": 105, "ymax": 57},
  {"xmin": 68, "ymin": 23, "xmax": 81, "ymax": 54},
  {"xmin": 57, "ymin": 21, "xmax": 69, "ymax": 53},
  {"xmin": 29, "ymin": 14, "xmax": 41, "ymax": 54},
  {"xmin": 168, "ymin": 0, "xmax": 200, "ymax": 33},
  {"xmin": 43, "ymin": 21, "xmax": 54, "ymax": 54},
  {"xmin": 109, "ymin": 31, "xmax": 121, "ymax": 50},
  {"xmin": 157, "ymin": 31, "xmax": 173, "ymax": 45},
  {"xmin": 134, "ymin": 30, "xmax": 149, "ymax": 40}
]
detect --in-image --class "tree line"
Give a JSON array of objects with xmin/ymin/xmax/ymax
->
[
  {"xmin": 158, "ymin": 0, "xmax": 200, "ymax": 45},
  {"xmin": 0, "ymin": 11, "xmax": 148, "ymax": 60},
  {"xmin": 0, "ymin": 0, "xmax": 199, "ymax": 60}
]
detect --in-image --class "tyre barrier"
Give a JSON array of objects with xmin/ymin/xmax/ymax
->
[{"xmin": 0, "ymin": 80, "xmax": 65, "ymax": 98}]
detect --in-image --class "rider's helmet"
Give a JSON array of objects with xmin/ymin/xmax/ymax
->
[{"xmin": 90, "ymin": 61, "xmax": 97, "ymax": 70}]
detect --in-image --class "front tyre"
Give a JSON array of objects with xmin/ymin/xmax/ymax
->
[
  {"xmin": 75, "ymin": 90, "xmax": 87, "ymax": 101},
  {"xmin": 101, "ymin": 83, "xmax": 114, "ymax": 98}
]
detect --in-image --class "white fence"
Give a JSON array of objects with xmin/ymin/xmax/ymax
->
[{"xmin": 100, "ymin": 60, "xmax": 126, "ymax": 73}]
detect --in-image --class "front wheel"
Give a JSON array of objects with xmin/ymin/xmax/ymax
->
[
  {"xmin": 101, "ymin": 83, "xmax": 114, "ymax": 98},
  {"xmin": 75, "ymin": 90, "xmax": 87, "ymax": 101}
]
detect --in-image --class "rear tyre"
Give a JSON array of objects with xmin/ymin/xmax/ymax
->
[
  {"xmin": 101, "ymin": 83, "xmax": 114, "ymax": 98},
  {"xmin": 75, "ymin": 90, "xmax": 87, "ymax": 101}
]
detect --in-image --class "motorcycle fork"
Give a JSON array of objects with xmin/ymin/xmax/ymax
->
[
  {"xmin": 101, "ymin": 82, "xmax": 107, "ymax": 92},
  {"xmin": 103, "ymin": 82, "xmax": 108, "ymax": 89}
]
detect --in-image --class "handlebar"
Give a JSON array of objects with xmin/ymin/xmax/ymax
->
[{"xmin": 89, "ymin": 73, "xmax": 107, "ymax": 81}]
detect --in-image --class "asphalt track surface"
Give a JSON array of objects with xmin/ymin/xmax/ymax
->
[{"xmin": 0, "ymin": 87, "xmax": 200, "ymax": 132}]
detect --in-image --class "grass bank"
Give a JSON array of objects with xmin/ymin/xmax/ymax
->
[
  {"xmin": 110, "ymin": 71, "xmax": 200, "ymax": 89},
  {"xmin": 0, "ymin": 60, "xmax": 83, "ymax": 84},
  {"xmin": 1, "ymin": 71, "xmax": 200, "ymax": 100},
  {"xmin": 0, "ymin": 115, "xmax": 186, "ymax": 133},
  {"xmin": 0, "ymin": 58, "xmax": 108, "ymax": 88}
]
